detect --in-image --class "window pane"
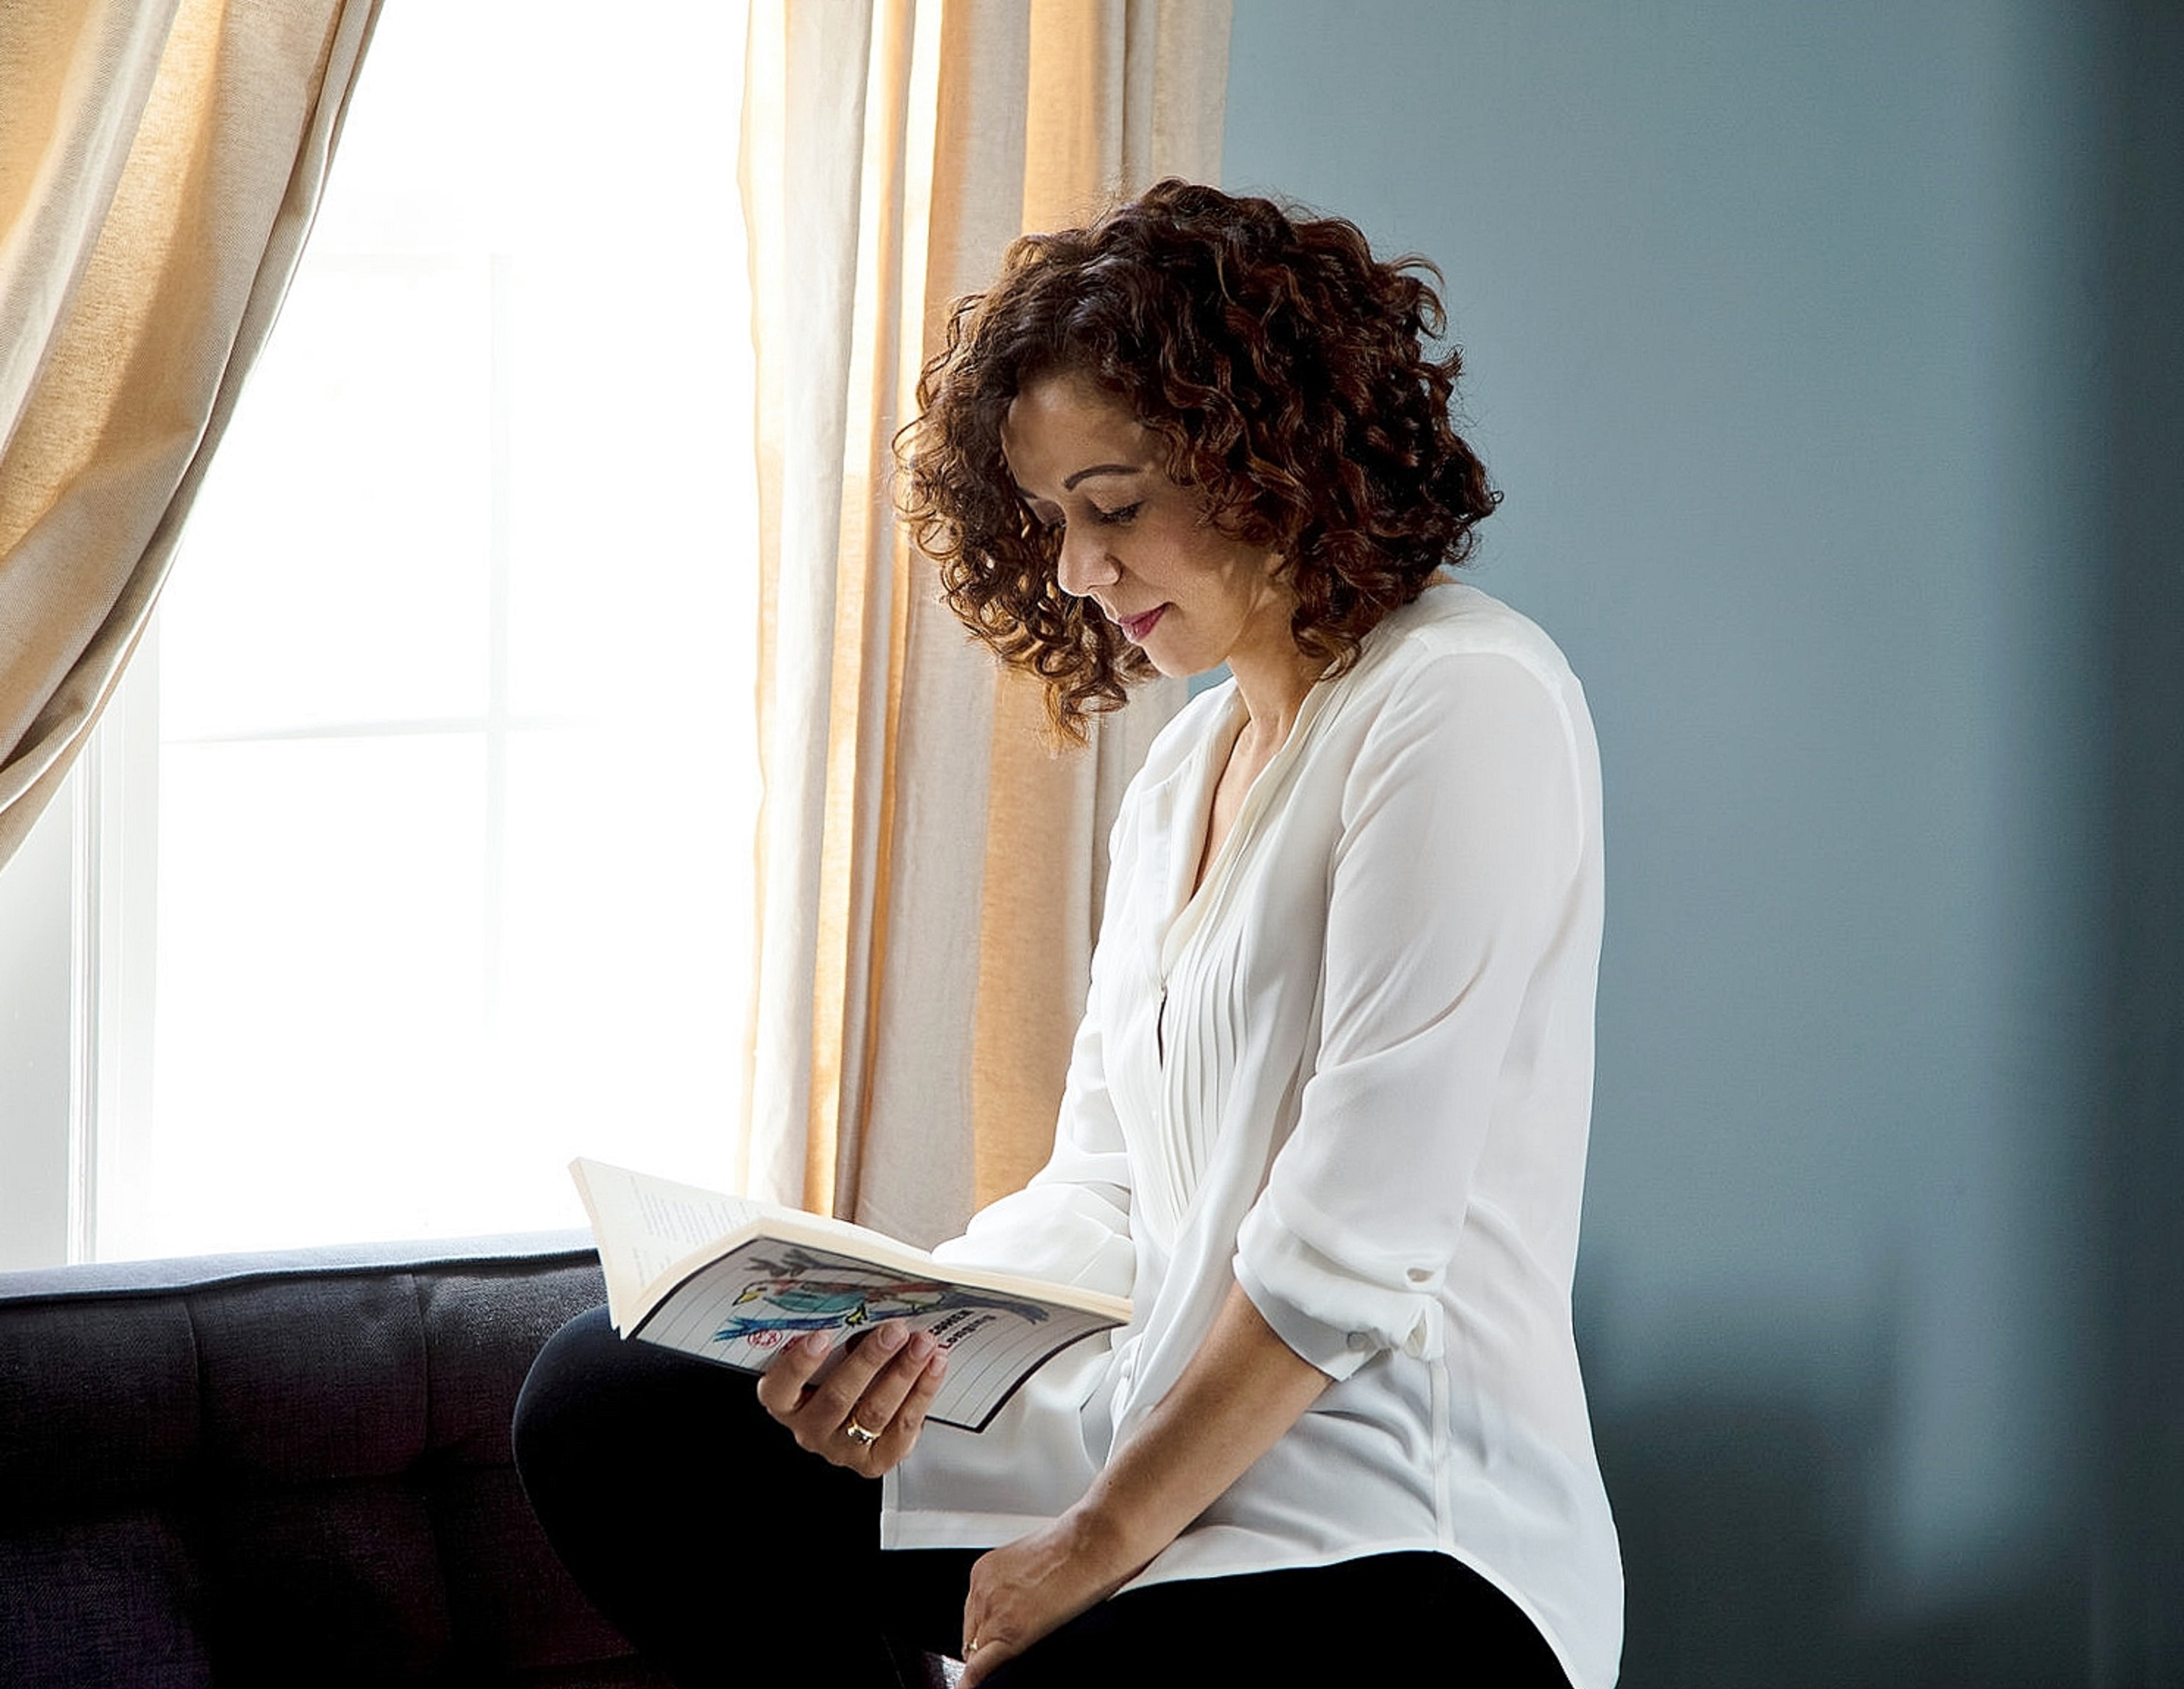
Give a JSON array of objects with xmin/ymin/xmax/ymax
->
[
  {"xmin": 167, "ymin": 257, "xmax": 494, "ymax": 736},
  {"xmin": 108, "ymin": 0, "xmax": 758, "ymax": 1258},
  {"xmin": 147, "ymin": 736, "xmax": 490, "ymax": 1251}
]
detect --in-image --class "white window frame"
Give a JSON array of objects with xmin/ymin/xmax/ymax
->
[
  {"xmin": 0, "ymin": 635, "xmax": 158, "ymax": 1270},
  {"xmin": 0, "ymin": 763, "xmax": 76, "ymax": 1268}
]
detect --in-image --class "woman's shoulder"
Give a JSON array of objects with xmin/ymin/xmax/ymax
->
[
  {"xmin": 1346, "ymin": 581, "xmax": 1586, "ymax": 715},
  {"xmin": 1330, "ymin": 584, "xmax": 1601, "ymax": 859},
  {"xmin": 1124, "ymin": 583, "xmax": 1587, "ymax": 792}
]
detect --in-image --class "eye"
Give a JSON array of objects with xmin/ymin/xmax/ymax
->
[{"xmin": 1091, "ymin": 501, "xmax": 1142, "ymax": 526}]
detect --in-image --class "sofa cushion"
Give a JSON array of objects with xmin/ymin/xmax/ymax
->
[
  {"xmin": 193, "ymin": 1269, "xmax": 430, "ymax": 1482},
  {"xmin": 0, "ymin": 1296, "xmax": 200, "ymax": 1520},
  {"xmin": 0, "ymin": 1509, "xmax": 210, "ymax": 1689},
  {"xmin": 0, "ymin": 1235, "xmax": 665, "ymax": 1688}
]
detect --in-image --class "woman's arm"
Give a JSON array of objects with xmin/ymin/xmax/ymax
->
[
  {"xmin": 956, "ymin": 1280, "xmax": 1329, "ymax": 1686},
  {"xmin": 1235, "ymin": 648, "xmax": 1589, "ymax": 1377}
]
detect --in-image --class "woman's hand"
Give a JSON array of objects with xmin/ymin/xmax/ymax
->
[
  {"xmin": 958, "ymin": 1284, "xmax": 1332, "ymax": 1683},
  {"xmin": 753, "ymin": 1321, "xmax": 948, "ymax": 1478},
  {"xmin": 958, "ymin": 1504, "xmax": 1148, "ymax": 1687}
]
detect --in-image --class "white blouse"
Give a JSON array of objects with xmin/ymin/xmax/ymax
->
[{"xmin": 882, "ymin": 583, "xmax": 1623, "ymax": 1689}]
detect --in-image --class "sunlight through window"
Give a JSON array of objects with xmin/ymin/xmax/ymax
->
[{"xmin": 104, "ymin": 1, "xmax": 759, "ymax": 1256}]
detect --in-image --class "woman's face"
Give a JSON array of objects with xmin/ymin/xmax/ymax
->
[{"xmin": 999, "ymin": 374, "xmax": 1293, "ymax": 681}]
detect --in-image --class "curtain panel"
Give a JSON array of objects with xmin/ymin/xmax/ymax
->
[
  {"xmin": 0, "ymin": 0, "xmax": 381, "ymax": 873},
  {"xmin": 739, "ymin": 0, "xmax": 1232, "ymax": 1244}
]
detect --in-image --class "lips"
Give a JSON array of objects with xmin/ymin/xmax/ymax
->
[{"xmin": 1116, "ymin": 605, "xmax": 1166, "ymax": 643}]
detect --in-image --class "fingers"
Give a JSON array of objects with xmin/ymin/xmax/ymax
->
[
  {"xmin": 883, "ymin": 1340, "xmax": 948, "ymax": 1449},
  {"xmin": 958, "ymin": 1635, "xmax": 1018, "ymax": 1688},
  {"xmin": 841, "ymin": 1330, "xmax": 949, "ymax": 1477},
  {"xmin": 801, "ymin": 1322, "xmax": 904, "ymax": 1431},
  {"xmin": 960, "ymin": 1553, "xmax": 1012, "ymax": 1682},
  {"xmin": 752, "ymin": 1329, "xmax": 834, "ymax": 1419},
  {"xmin": 850, "ymin": 1326, "xmax": 940, "ymax": 1438},
  {"xmin": 755, "ymin": 1323, "xmax": 894, "ymax": 1434},
  {"xmin": 756, "ymin": 1323, "xmax": 950, "ymax": 1473},
  {"xmin": 959, "ymin": 1573, "xmax": 1024, "ymax": 1688}
]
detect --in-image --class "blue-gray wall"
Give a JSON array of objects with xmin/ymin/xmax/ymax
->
[{"xmin": 1224, "ymin": 3, "xmax": 2182, "ymax": 1684}]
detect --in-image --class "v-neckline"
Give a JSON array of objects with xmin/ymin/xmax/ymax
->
[
  {"xmin": 1158, "ymin": 678, "xmax": 1335, "ymax": 973},
  {"xmin": 1189, "ymin": 706, "xmax": 1255, "ymax": 898},
  {"xmin": 1157, "ymin": 587, "xmax": 1444, "ymax": 939}
]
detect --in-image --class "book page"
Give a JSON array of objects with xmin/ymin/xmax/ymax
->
[
  {"xmin": 572, "ymin": 1159, "xmax": 767, "ymax": 1329},
  {"xmin": 634, "ymin": 1239, "xmax": 1118, "ymax": 1431}
]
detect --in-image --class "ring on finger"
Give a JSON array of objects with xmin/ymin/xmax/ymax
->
[{"xmin": 844, "ymin": 1417, "xmax": 881, "ymax": 1447}]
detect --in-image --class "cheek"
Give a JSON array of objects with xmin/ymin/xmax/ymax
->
[{"xmin": 1209, "ymin": 541, "xmax": 1279, "ymax": 599}]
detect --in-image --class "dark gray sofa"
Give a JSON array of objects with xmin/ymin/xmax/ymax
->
[{"xmin": 0, "ymin": 1232, "xmax": 665, "ymax": 1688}]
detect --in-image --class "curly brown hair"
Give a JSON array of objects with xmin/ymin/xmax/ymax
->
[{"xmin": 895, "ymin": 179, "xmax": 1498, "ymax": 740}]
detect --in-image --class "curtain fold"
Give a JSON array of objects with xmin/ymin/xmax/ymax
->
[
  {"xmin": 0, "ymin": 0, "xmax": 382, "ymax": 873},
  {"xmin": 740, "ymin": 0, "xmax": 1232, "ymax": 1243}
]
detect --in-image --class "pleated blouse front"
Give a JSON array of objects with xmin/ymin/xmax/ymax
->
[{"xmin": 883, "ymin": 583, "xmax": 1624, "ymax": 1689}]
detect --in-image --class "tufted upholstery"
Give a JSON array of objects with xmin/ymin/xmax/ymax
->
[{"xmin": 0, "ymin": 1235, "xmax": 668, "ymax": 1689}]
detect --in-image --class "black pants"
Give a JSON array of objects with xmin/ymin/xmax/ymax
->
[{"xmin": 512, "ymin": 1307, "xmax": 1573, "ymax": 1688}]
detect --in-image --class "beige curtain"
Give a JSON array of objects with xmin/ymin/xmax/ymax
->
[
  {"xmin": 740, "ymin": 0, "xmax": 1232, "ymax": 1243},
  {"xmin": 0, "ymin": 0, "xmax": 380, "ymax": 873}
]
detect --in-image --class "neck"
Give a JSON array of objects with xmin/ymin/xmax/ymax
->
[{"xmin": 1225, "ymin": 638, "xmax": 1323, "ymax": 752}]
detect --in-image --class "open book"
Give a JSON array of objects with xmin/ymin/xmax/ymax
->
[{"xmin": 571, "ymin": 1158, "xmax": 1131, "ymax": 1433}]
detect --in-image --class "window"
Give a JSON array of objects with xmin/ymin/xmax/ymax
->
[{"xmin": 8, "ymin": 2, "xmax": 762, "ymax": 1262}]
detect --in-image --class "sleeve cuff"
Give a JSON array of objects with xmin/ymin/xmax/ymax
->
[
  {"xmin": 1234, "ymin": 1249, "xmax": 1375, "ymax": 1381},
  {"xmin": 1234, "ymin": 1192, "xmax": 1441, "ymax": 1382}
]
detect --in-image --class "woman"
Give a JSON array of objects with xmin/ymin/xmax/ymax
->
[{"xmin": 514, "ymin": 181, "xmax": 1621, "ymax": 1689}]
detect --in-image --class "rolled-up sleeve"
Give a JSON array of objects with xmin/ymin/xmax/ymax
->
[{"xmin": 1234, "ymin": 651, "xmax": 1586, "ymax": 1379}]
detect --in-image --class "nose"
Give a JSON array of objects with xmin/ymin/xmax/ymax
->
[{"xmin": 1054, "ymin": 522, "xmax": 1120, "ymax": 599}]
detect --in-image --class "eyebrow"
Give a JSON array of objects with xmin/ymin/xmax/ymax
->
[{"xmin": 1061, "ymin": 463, "xmax": 1145, "ymax": 491}]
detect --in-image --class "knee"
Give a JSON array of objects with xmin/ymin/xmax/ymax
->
[
  {"xmin": 511, "ymin": 1304, "xmax": 622, "ymax": 1487},
  {"xmin": 512, "ymin": 1303, "xmax": 789, "ymax": 1501}
]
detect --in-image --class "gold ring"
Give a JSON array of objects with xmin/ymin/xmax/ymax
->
[
  {"xmin": 844, "ymin": 1418, "xmax": 881, "ymax": 1447},
  {"xmin": 966, "ymin": 1640, "xmax": 984, "ymax": 1656}
]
